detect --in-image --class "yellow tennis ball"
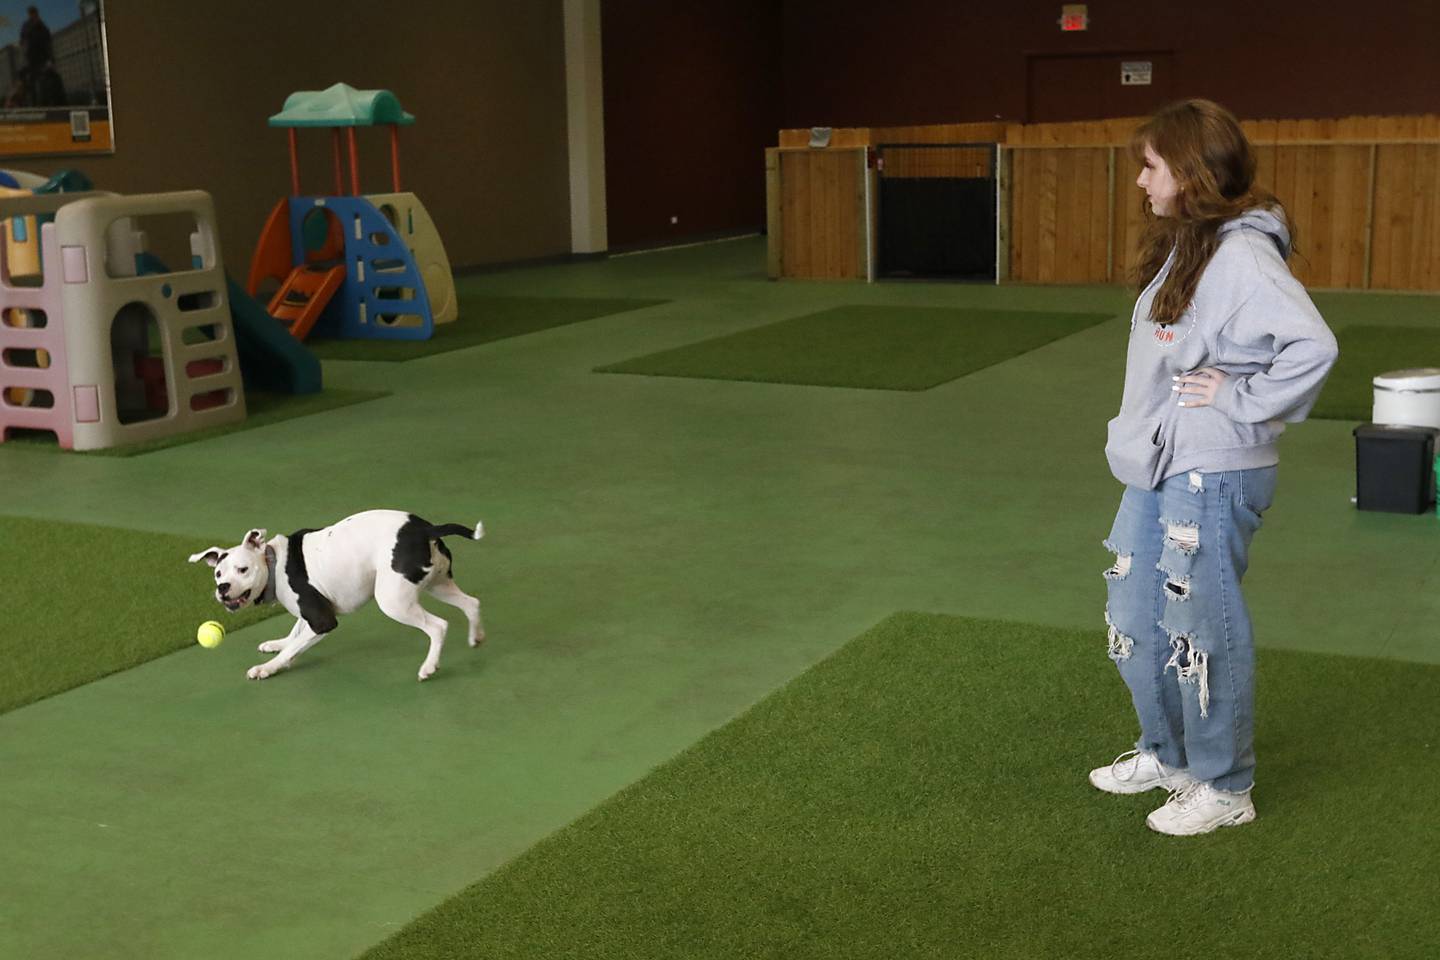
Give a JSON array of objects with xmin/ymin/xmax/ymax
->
[{"xmin": 197, "ymin": 620, "xmax": 225, "ymax": 649}]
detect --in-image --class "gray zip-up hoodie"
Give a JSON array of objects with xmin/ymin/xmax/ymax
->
[{"xmin": 1105, "ymin": 208, "xmax": 1339, "ymax": 489}]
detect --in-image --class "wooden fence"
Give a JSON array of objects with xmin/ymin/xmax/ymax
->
[
  {"xmin": 766, "ymin": 147, "xmax": 870, "ymax": 280},
  {"xmin": 771, "ymin": 115, "xmax": 1440, "ymax": 289}
]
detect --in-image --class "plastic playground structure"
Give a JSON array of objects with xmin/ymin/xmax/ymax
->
[
  {"xmin": 246, "ymin": 83, "xmax": 456, "ymax": 342},
  {"xmin": 0, "ymin": 181, "xmax": 253, "ymax": 451},
  {"xmin": 0, "ymin": 83, "xmax": 451, "ymax": 452}
]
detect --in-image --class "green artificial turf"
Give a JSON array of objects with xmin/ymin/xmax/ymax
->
[
  {"xmin": 595, "ymin": 305, "xmax": 1114, "ymax": 390},
  {"xmin": 0, "ymin": 516, "xmax": 282, "ymax": 714},
  {"xmin": 0, "ymin": 388, "xmax": 388, "ymax": 457},
  {"xmin": 305, "ymin": 295, "xmax": 667, "ymax": 361},
  {"xmin": 363, "ymin": 612, "xmax": 1440, "ymax": 960},
  {"xmin": 1311, "ymin": 324, "xmax": 1440, "ymax": 422}
]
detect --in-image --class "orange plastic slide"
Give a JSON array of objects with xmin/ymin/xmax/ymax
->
[{"xmin": 267, "ymin": 265, "xmax": 345, "ymax": 341}]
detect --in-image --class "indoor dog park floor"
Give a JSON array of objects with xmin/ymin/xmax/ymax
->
[{"xmin": 2, "ymin": 237, "xmax": 1438, "ymax": 959}]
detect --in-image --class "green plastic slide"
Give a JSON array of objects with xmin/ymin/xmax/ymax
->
[{"xmin": 225, "ymin": 277, "xmax": 322, "ymax": 394}]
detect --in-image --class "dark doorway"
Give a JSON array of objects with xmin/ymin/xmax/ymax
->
[
  {"xmin": 877, "ymin": 144, "xmax": 997, "ymax": 281},
  {"xmin": 1027, "ymin": 52, "xmax": 1175, "ymax": 123}
]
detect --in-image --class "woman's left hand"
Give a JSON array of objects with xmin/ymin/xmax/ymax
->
[{"xmin": 1173, "ymin": 367, "xmax": 1229, "ymax": 408}]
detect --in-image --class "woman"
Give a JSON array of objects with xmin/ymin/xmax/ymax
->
[{"xmin": 1091, "ymin": 99, "xmax": 1338, "ymax": 836}]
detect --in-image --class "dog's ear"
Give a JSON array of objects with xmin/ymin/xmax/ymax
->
[
  {"xmin": 188, "ymin": 547, "xmax": 225, "ymax": 567},
  {"xmin": 243, "ymin": 528, "xmax": 268, "ymax": 550}
]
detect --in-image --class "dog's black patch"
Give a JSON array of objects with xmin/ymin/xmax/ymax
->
[
  {"xmin": 392, "ymin": 515, "xmax": 476, "ymax": 583},
  {"xmin": 391, "ymin": 514, "xmax": 438, "ymax": 584},
  {"xmin": 286, "ymin": 528, "xmax": 338, "ymax": 634}
]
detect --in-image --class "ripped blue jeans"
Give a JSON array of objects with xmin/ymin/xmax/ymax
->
[{"xmin": 1102, "ymin": 467, "xmax": 1277, "ymax": 793}]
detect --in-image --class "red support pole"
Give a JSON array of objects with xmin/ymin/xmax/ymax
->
[
  {"xmin": 389, "ymin": 125, "xmax": 401, "ymax": 192},
  {"xmin": 287, "ymin": 129, "xmax": 300, "ymax": 196},
  {"xmin": 347, "ymin": 127, "xmax": 360, "ymax": 196},
  {"xmin": 331, "ymin": 129, "xmax": 343, "ymax": 196}
]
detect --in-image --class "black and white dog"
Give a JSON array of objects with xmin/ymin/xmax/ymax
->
[{"xmin": 188, "ymin": 510, "xmax": 485, "ymax": 681}]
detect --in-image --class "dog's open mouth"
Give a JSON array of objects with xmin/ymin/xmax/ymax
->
[{"xmin": 221, "ymin": 591, "xmax": 250, "ymax": 611}]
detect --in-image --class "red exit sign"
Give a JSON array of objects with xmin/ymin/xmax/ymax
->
[{"xmin": 1060, "ymin": 4, "xmax": 1088, "ymax": 31}]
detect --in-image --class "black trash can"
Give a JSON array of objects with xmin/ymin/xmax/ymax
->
[{"xmin": 1353, "ymin": 423, "xmax": 1440, "ymax": 514}]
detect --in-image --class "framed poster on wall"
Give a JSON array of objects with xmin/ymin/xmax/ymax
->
[{"xmin": 0, "ymin": 0, "xmax": 111, "ymax": 159}]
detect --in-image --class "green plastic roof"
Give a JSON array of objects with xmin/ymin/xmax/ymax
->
[{"xmin": 268, "ymin": 83, "xmax": 416, "ymax": 128}]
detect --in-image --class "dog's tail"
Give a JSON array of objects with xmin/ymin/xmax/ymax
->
[{"xmin": 429, "ymin": 521, "xmax": 484, "ymax": 541}]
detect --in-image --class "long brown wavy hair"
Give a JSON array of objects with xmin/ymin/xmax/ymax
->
[{"xmin": 1132, "ymin": 99, "xmax": 1289, "ymax": 325}]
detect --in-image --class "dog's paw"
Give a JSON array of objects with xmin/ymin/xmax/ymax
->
[
  {"xmin": 468, "ymin": 629, "xmax": 486, "ymax": 648},
  {"xmin": 417, "ymin": 661, "xmax": 438, "ymax": 682},
  {"xmin": 247, "ymin": 662, "xmax": 282, "ymax": 680},
  {"xmin": 257, "ymin": 640, "xmax": 286, "ymax": 653}
]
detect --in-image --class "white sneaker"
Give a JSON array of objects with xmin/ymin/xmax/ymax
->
[
  {"xmin": 1089, "ymin": 749, "xmax": 1195, "ymax": 794},
  {"xmin": 1146, "ymin": 782, "xmax": 1256, "ymax": 836}
]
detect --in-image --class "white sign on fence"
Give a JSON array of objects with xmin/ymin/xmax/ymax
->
[{"xmin": 1121, "ymin": 61, "xmax": 1153, "ymax": 86}]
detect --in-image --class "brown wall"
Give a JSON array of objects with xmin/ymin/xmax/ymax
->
[
  {"xmin": 600, "ymin": 0, "xmax": 781, "ymax": 248},
  {"xmin": 599, "ymin": 1, "xmax": 1437, "ymax": 251},
  {"xmin": 780, "ymin": 1, "xmax": 1440, "ymax": 127},
  {"xmin": 23, "ymin": 0, "xmax": 572, "ymax": 276}
]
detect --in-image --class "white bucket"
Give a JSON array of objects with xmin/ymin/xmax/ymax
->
[{"xmin": 1373, "ymin": 368, "xmax": 1440, "ymax": 429}]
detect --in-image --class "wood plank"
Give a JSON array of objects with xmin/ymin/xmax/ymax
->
[
  {"xmin": 1272, "ymin": 146, "xmax": 1298, "ymax": 239},
  {"xmin": 1244, "ymin": 119, "xmax": 1278, "ymax": 144},
  {"xmin": 1388, "ymin": 144, "xmax": 1417, "ymax": 288},
  {"xmin": 818, "ymin": 151, "xmax": 834, "ymax": 279},
  {"xmin": 1091, "ymin": 147, "xmax": 1111, "ymax": 281},
  {"xmin": 801, "ymin": 152, "xmax": 821, "ymax": 278},
  {"xmin": 1112, "ymin": 154, "xmax": 1131, "ymax": 284},
  {"xmin": 1022, "ymin": 149, "xmax": 1041, "ymax": 281},
  {"xmin": 844, "ymin": 151, "xmax": 863, "ymax": 279},
  {"xmin": 1290, "ymin": 145, "xmax": 1316, "ymax": 285},
  {"xmin": 1030, "ymin": 148, "xmax": 1049, "ymax": 282},
  {"xmin": 1105, "ymin": 148, "xmax": 1116, "ymax": 283},
  {"xmin": 1008, "ymin": 148, "xmax": 1023, "ymax": 280},
  {"xmin": 823, "ymin": 152, "xmax": 842, "ymax": 278},
  {"xmin": 1254, "ymin": 145, "xmax": 1277, "ymax": 198},
  {"xmin": 765, "ymin": 149, "xmax": 782, "ymax": 279},
  {"xmin": 1037, "ymin": 149, "xmax": 1059, "ymax": 283},
  {"xmin": 781, "ymin": 152, "xmax": 806, "ymax": 277},
  {"xmin": 1027, "ymin": 147, "xmax": 1041, "ymax": 280},
  {"xmin": 816, "ymin": 152, "xmax": 836, "ymax": 277},
  {"xmin": 881, "ymin": 146, "xmax": 991, "ymax": 178},
  {"xmin": 1344, "ymin": 144, "xmax": 1371, "ymax": 288},
  {"xmin": 1363, "ymin": 144, "xmax": 1378, "ymax": 288},
  {"xmin": 996, "ymin": 147, "xmax": 1010, "ymax": 283},
  {"xmin": 1379, "ymin": 116, "xmax": 1419, "ymax": 140},
  {"xmin": 1052, "ymin": 151, "xmax": 1077, "ymax": 282},
  {"xmin": 801, "ymin": 151, "xmax": 819, "ymax": 278},
  {"xmin": 1120, "ymin": 161, "xmax": 1146, "ymax": 285},
  {"xmin": 1308, "ymin": 146, "xmax": 1334, "ymax": 287},
  {"xmin": 1069, "ymin": 148, "xmax": 1097, "ymax": 282},
  {"xmin": 1067, "ymin": 149, "xmax": 1091, "ymax": 282},
  {"xmin": 855, "ymin": 151, "xmax": 869, "ymax": 280},
  {"xmin": 1370, "ymin": 146, "xmax": 1401, "ymax": 288},
  {"xmin": 1325, "ymin": 145, "xmax": 1359, "ymax": 287},
  {"xmin": 834, "ymin": 153, "xmax": 851, "ymax": 277},
  {"xmin": 1413, "ymin": 145, "xmax": 1440, "ymax": 289},
  {"xmin": 1009, "ymin": 149, "xmax": 1023, "ymax": 279}
]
